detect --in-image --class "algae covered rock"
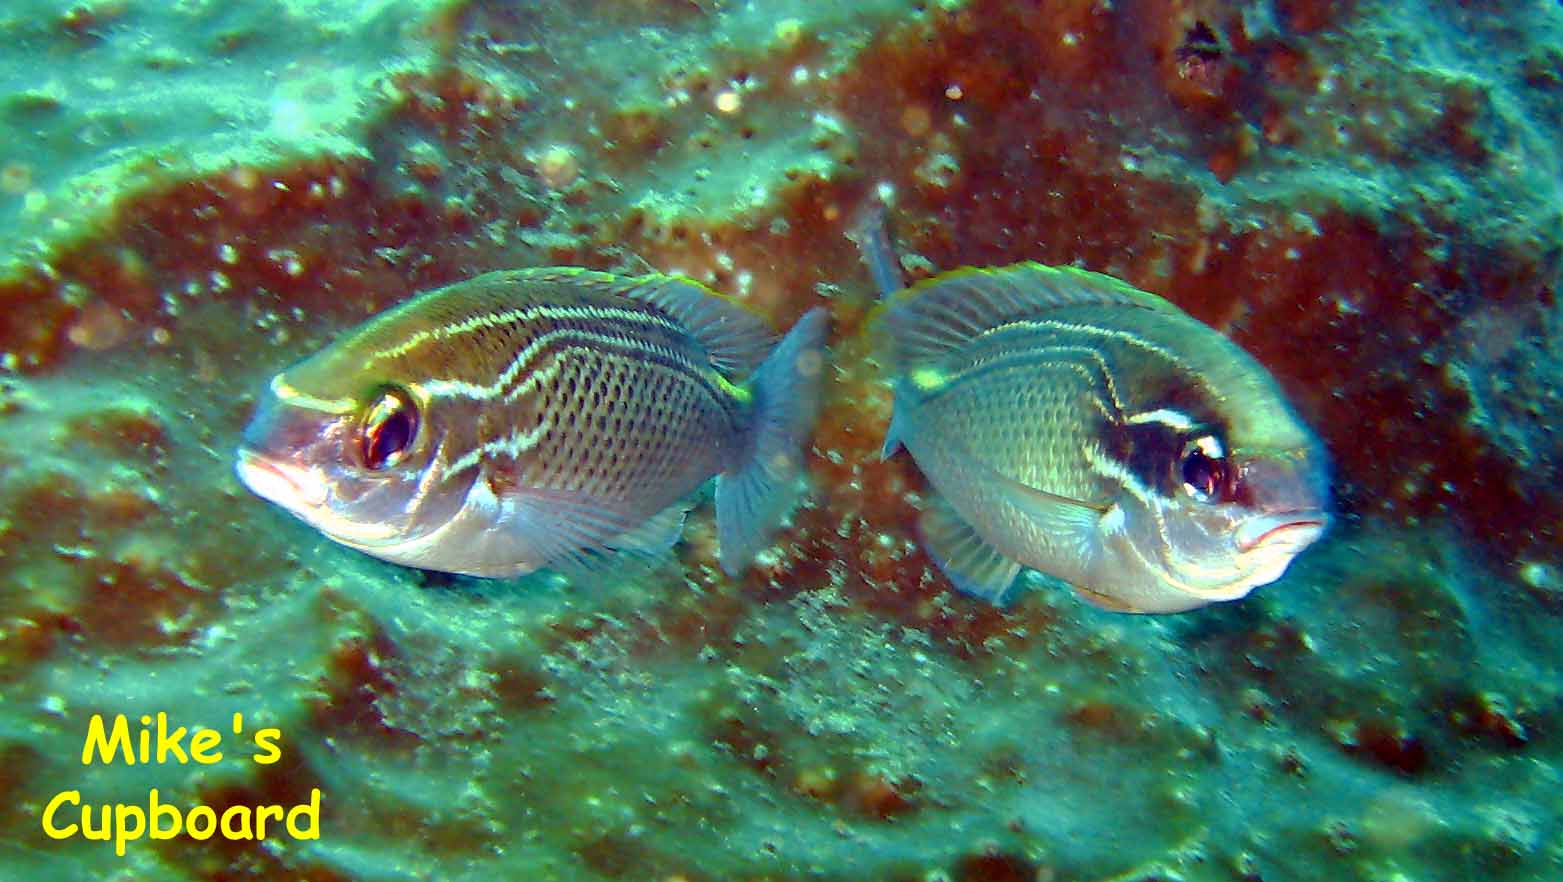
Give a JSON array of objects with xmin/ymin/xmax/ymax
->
[{"xmin": 1, "ymin": 1, "xmax": 1561, "ymax": 880}]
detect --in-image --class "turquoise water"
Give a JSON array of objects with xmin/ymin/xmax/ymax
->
[{"xmin": 2, "ymin": 1, "xmax": 1561, "ymax": 880}]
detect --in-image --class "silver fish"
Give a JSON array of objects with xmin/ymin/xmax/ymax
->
[
  {"xmin": 236, "ymin": 268, "xmax": 826, "ymax": 578},
  {"xmin": 861, "ymin": 236, "xmax": 1329, "ymax": 612}
]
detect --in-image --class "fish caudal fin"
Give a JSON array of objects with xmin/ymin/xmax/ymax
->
[
  {"xmin": 715, "ymin": 308, "xmax": 829, "ymax": 575},
  {"xmin": 918, "ymin": 493, "xmax": 1023, "ymax": 604}
]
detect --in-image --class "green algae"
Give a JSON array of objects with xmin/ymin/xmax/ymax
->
[{"xmin": 0, "ymin": 0, "xmax": 458, "ymax": 275}]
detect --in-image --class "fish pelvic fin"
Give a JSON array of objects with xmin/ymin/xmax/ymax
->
[
  {"xmin": 880, "ymin": 399, "xmax": 908, "ymax": 460},
  {"xmin": 918, "ymin": 493, "xmax": 1023, "ymax": 604},
  {"xmin": 715, "ymin": 308, "xmax": 829, "ymax": 576},
  {"xmin": 901, "ymin": 425, "xmax": 1110, "ymax": 606}
]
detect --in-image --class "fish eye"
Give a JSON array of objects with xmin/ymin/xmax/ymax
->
[
  {"xmin": 360, "ymin": 387, "xmax": 419, "ymax": 470},
  {"xmin": 1179, "ymin": 435, "xmax": 1228, "ymax": 503}
]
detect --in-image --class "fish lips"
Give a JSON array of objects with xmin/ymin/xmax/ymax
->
[
  {"xmin": 235, "ymin": 446, "xmax": 414, "ymax": 549},
  {"xmin": 1232, "ymin": 448, "xmax": 1330, "ymax": 555},
  {"xmin": 235, "ymin": 447, "xmax": 328, "ymax": 510},
  {"xmin": 236, "ymin": 392, "xmax": 340, "ymax": 508},
  {"xmin": 1234, "ymin": 510, "xmax": 1329, "ymax": 554}
]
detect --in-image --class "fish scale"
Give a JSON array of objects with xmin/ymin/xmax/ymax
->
[
  {"xmin": 236, "ymin": 268, "xmax": 826, "ymax": 579},
  {"xmin": 866, "ymin": 256, "xmax": 1330, "ymax": 613},
  {"xmin": 916, "ymin": 354, "xmax": 1111, "ymax": 501},
  {"xmin": 522, "ymin": 349, "xmax": 734, "ymax": 504}
]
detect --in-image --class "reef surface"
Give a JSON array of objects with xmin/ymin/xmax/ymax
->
[{"xmin": 1, "ymin": 0, "xmax": 1561, "ymax": 880}]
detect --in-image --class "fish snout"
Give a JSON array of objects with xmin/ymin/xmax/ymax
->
[
  {"xmin": 1231, "ymin": 450, "xmax": 1329, "ymax": 556},
  {"xmin": 241, "ymin": 392, "xmax": 331, "ymax": 455},
  {"xmin": 1238, "ymin": 448, "xmax": 1330, "ymax": 514},
  {"xmin": 236, "ymin": 390, "xmax": 344, "ymax": 510}
]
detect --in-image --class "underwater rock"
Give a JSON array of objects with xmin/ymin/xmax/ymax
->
[{"xmin": 1, "ymin": 0, "xmax": 1562, "ymax": 880}]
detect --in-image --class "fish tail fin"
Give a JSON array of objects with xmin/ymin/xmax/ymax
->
[{"xmin": 715, "ymin": 308, "xmax": 829, "ymax": 576}]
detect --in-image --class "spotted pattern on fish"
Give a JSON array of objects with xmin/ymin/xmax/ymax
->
[
  {"xmin": 869, "ymin": 261, "xmax": 1330, "ymax": 613},
  {"xmin": 236, "ymin": 268, "xmax": 827, "ymax": 579}
]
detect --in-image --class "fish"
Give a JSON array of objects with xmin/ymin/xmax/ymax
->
[
  {"xmin": 235, "ymin": 267, "xmax": 827, "ymax": 579},
  {"xmin": 856, "ymin": 222, "xmax": 1329, "ymax": 613}
]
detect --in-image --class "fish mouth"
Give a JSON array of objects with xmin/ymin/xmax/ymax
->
[
  {"xmin": 235, "ymin": 448, "xmax": 327, "ymax": 509},
  {"xmin": 1236, "ymin": 512, "xmax": 1328, "ymax": 553}
]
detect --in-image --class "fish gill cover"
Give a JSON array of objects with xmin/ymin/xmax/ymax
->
[{"xmin": 0, "ymin": 0, "xmax": 1560, "ymax": 880}]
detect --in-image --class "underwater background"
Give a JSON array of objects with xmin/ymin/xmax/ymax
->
[{"xmin": 2, "ymin": 0, "xmax": 1562, "ymax": 879}]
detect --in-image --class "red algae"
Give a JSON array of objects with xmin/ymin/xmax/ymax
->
[
  {"xmin": 1278, "ymin": 0, "xmax": 1358, "ymax": 35},
  {"xmin": 849, "ymin": 771, "xmax": 921, "ymax": 820},
  {"xmin": 1335, "ymin": 717, "xmax": 1432, "ymax": 777},
  {"xmin": 1447, "ymin": 691, "xmax": 1529, "ymax": 750},
  {"xmin": 0, "ymin": 273, "xmax": 72, "ymax": 372},
  {"xmin": 953, "ymin": 852, "xmax": 1044, "ymax": 882},
  {"xmin": 311, "ymin": 629, "xmax": 422, "ymax": 751}
]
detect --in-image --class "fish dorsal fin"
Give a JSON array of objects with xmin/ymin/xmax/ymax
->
[
  {"xmin": 616, "ymin": 275, "xmax": 777, "ymax": 376},
  {"xmin": 873, "ymin": 263, "xmax": 1180, "ymax": 371},
  {"xmin": 918, "ymin": 493, "xmax": 1023, "ymax": 604},
  {"xmin": 880, "ymin": 403, "xmax": 910, "ymax": 460}
]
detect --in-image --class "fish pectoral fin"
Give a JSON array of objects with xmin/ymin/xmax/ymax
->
[
  {"xmin": 995, "ymin": 475, "xmax": 1109, "ymax": 563},
  {"xmin": 496, "ymin": 486, "xmax": 640, "ymax": 573},
  {"xmin": 606, "ymin": 501, "xmax": 690, "ymax": 555},
  {"xmin": 617, "ymin": 275, "xmax": 778, "ymax": 376},
  {"xmin": 948, "ymin": 447, "xmax": 1111, "ymax": 579},
  {"xmin": 949, "ymin": 432, "xmax": 1110, "ymax": 532},
  {"xmin": 918, "ymin": 494, "xmax": 1023, "ymax": 604},
  {"xmin": 998, "ymin": 478, "xmax": 1111, "ymax": 519}
]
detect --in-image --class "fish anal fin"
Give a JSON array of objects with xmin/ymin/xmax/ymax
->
[
  {"xmin": 607, "ymin": 501, "xmax": 689, "ymax": 555},
  {"xmin": 917, "ymin": 494, "xmax": 1023, "ymax": 605}
]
